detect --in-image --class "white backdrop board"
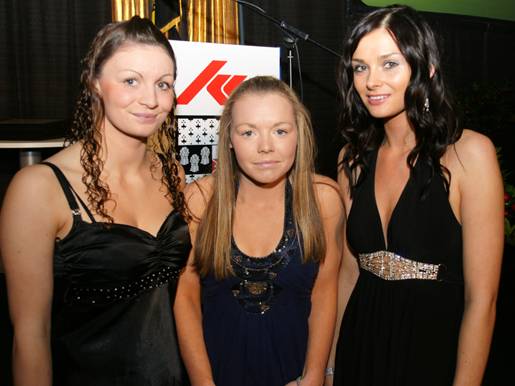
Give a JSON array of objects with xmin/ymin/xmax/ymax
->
[{"xmin": 170, "ymin": 40, "xmax": 280, "ymax": 181}]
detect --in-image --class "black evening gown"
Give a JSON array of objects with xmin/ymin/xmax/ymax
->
[
  {"xmin": 201, "ymin": 183, "xmax": 319, "ymax": 386},
  {"xmin": 334, "ymin": 150, "xmax": 464, "ymax": 386},
  {"xmin": 44, "ymin": 163, "xmax": 191, "ymax": 386}
]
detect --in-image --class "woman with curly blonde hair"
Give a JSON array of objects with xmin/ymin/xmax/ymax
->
[{"xmin": 1, "ymin": 16, "xmax": 191, "ymax": 386}]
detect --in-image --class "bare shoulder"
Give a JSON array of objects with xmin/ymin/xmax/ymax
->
[
  {"xmin": 5, "ymin": 163, "xmax": 61, "ymax": 201},
  {"xmin": 313, "ymin": 174, "xmax": 342, "ymax": 196},
  {"xmin": 445, "ymin": 129, "xmax": 498, "ymax": 176},
  {"xmin": 1, "ymin": 163, "xmax": 65, "ymax": 231},
  {"xmin": 454, "ymin": 129, "xmax": 496, "ymax": 161},
  {"xmin": 313, "ymin": 174, "xmax": 344, "ymax": 215},
  {"xmin": 184, "ymin": 175, "xmax": 215, "ymax": 220}
]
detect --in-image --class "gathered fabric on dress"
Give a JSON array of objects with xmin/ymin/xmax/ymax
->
[
  {"xmin": 201, "ymin": 183, "xmax": 319, "ymax": 386},
  {"xmin": 44, "ymin": 162, "xmax": 191, "ymax": 386},
  {"xmin": 334, "ymin": 150, "xmax": 464, "ymax": 386}
]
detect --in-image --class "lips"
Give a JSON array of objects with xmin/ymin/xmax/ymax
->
[
  {"xmin": 132, "ymin": 112, "xmax": 159, "ymax": 122},
  {"xmin": 254, "ymin": 160, "xmax": 279, "ymax": 168},
  {"xmin": 367, "ymin": 94, "xmax": 389, "ymax": 105},
  {"xmin": 133, "ymin": 113, "xmax": 157, "ymax": 119}
]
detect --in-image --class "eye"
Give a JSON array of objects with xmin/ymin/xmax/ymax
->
[
  {"xmin": 275, "ymin": 128, "xmax": 288, "ymax": 136},
  {"xmin": 384, "ymin": 60, "xmax": 399, "ymax": 69},
  {"xmin": 241, "ymin": 130, "xmax": 254, "ymax": 137},
  {"xmin": 352, "ymin": 64, "xmax": 367, "ymax": 73},
  {"xmin": 157, "ymin": 81, "xmax": 172, "ymax": 91},
  {"xmin": 124, "ymin": 78, "xmax": 137, "ymax": 86}
]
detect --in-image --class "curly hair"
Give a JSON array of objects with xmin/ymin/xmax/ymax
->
[
  {"xmin": 338, "ymin": 5, "xmax": 462, "ymax": 197},
  {"xmin": 67, "ymin": 16, "xmax": 187, "ymax": 221}
]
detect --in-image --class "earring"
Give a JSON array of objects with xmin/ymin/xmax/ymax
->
[{"xmin": 423, "ymin": 97, "xmax": 430, "ymax": 113}]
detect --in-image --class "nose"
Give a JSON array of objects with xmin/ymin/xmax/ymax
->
[
  {"xmin": 258, "ymin": 132, "xmax": 274, "ymax": 153},
  {"xmin": 139, "ymin": 84, "xmax": 158, "ymax": 108},
  {"xmin": 366, "ymin": 66, "xmax": 382, "ymax": 90}
]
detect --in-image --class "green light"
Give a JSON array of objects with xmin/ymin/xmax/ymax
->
[{"xmin": 362, "ymin": 0, "xmax": 515, "ymax": 22}]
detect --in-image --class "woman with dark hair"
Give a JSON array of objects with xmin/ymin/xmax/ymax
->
[
  {"xmin": 175, "ymin": 76, "xmax": 344, "ymax": 386},
  {"xmin": 328, "ymin": 5, "xmax": 504, "ymax": 386},
  {"xmin": 0, "ymin": 16, "xmax": 191, "ymax": 386}
]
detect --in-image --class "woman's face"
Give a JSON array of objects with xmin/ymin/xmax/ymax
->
[
  {"xmin": 229, "ymin": 91, "xmax": 298, "ymax": 188},
  {"xmin": 95, "ymin": 43, "xmax": 175, "ymax": 141},
  {"xmin": 351, "ymin": 28, "xmax": 411, "ymax": 124}
]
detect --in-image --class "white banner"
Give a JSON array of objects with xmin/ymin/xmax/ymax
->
[{"xmin": 170, "ymin": 40, "xmax": 281, "ymax": 116}]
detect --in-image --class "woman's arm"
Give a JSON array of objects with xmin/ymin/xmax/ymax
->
[
  {"xmin": 174, "ymin": 177, "xmax": 216, "ymax": 386},
  {"xmin": 450, "ymin": 131, "xmax": 504, "ymax": 386},
  {"xmin": 324, "ymin": 148, "xmax": 360, "ymax": 386},
  {"xmin": 289, "ymin": 176, "xmax": 345, "ymax": 386},
  {"xmin": 0, "ymin": 165, "xmax": 63, "ymax": 386},
  {"xmin": 324, "ymin": 235, "xmax": 359, "ymax": 386}
]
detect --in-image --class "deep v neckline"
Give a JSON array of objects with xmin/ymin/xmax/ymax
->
[{"xmin": 372, "ymin": 149, "xmax": 413, "ymax": 251}]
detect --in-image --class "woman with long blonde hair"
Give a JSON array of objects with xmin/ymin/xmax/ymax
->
[{"xmin": 175, "ymin": 76, "xmax": 344, "ymax": 386}]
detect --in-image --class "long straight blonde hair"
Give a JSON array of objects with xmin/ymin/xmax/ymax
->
[{"xmin": 194, "ymin": 76, "xmax": 325, "ymax": 279}]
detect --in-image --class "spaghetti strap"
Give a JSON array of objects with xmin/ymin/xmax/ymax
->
[{"xmin": 42, "ymin": 162, "xmax": 96, "ymax": 223}]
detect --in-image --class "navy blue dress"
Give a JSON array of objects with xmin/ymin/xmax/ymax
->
[
  {"xmin": 201, "ymin": 184, "xmax": 319, "ymax": 386},
  {"xmin": 44, "ymin": 163, "xmax": 191, "ymax": 386},
  {"xmin": 334, "ymin": 150, "xmax": 464, "ymax": 386}
]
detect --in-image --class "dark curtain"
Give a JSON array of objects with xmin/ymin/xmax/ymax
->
[
  {"xmin": 0, "ymin": 0, "xmax": 111, "ymax": 121},
  {"xmin": 0, "ymin": 2, "xmax": 111, "ymax": 385},
  {"xmin": 240, "ymin": 0, "xmax": 515, "ymax": 178},
  {"xmin": 239, "ymin": 0, "xmax": 346, "ymax": 178},
  {"xmin": 425, "ymin": 12, "xmax": 515, "ymax": 172}
]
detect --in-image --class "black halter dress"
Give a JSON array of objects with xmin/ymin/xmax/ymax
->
[{"xmin": 334, "ymin": 150, "xmax": 464, "ymax": 386}]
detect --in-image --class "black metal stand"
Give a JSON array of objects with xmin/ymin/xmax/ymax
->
[
  {"xmin": 235, "ymin": 0, "xmax": 340, "ymax": 94},
  {"xmin": 235, "ymin": 1, "xmax": 340, "ymax": 57},
  {"xmin": 283, "ymin": 36, "xmax": 296, "ymax": 88}
]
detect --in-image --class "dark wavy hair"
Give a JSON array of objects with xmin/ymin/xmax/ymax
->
[
  {"xmin": 338, "ymin": 5, "xmax": 462, "ymax": 197},
  {"xmin": 67, "ymin": 16, "xmax": 187, "ymax": 221}
]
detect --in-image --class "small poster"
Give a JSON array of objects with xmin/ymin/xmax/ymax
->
[{"xmin": 170, "ymin": 40, "xmax": 280, "ymax": 181}]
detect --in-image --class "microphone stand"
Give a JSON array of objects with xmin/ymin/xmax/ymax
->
[
  {"xmin": 234, "ymin": 0, "xmax": 340, "ymax": 94},
  {"xmin": 235, "ymin": 0, "xmax": 341, "ymax": 57}
]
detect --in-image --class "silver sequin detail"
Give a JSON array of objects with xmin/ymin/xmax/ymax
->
[{"xmin": 358, "ymin": 251, "xmax": 441, "ymax": 281}]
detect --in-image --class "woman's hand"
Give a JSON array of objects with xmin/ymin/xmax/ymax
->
[{"xmin": 285, "ymin": 373, "xmax": 326, "ymax": 386}]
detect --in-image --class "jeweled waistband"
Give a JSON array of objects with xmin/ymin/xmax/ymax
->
[{"xmin": 358, "ymin": 251, "xmax": 441, "ymax": 281}]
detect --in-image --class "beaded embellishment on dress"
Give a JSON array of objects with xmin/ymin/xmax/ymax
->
[
  {"xmin": 66, "ymin": 265, "xmax": 182, "ymax": 305},
  {"xmin": 358, "ymin": 251, "xmax": 441, "ymax": 281},
  {"xmin": 230, "ymin": 183, "xmax": 297, "ymax": 314}
]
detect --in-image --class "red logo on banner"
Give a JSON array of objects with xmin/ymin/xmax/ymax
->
[{"xmin": 177, "ymin": 60, "xmax": 247, "ymax": 105}]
